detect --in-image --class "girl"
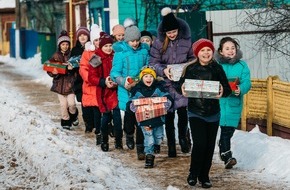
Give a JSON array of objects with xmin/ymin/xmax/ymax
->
[
  {"xmin": 215, "ymin": 37, "xmax": 251, "ymax": 169},
  {"xmin": 180, "ymin": 38, "xmax": 232, "ymax": 188}
]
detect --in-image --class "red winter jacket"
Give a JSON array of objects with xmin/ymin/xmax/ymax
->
[{"xmin": 88, "ymin": 49, "xmax": 118, "ymax": 113}]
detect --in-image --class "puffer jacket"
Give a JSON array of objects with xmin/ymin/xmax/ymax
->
[
  {"xmin": 47, "ymin": 51, "xmax": 76, "ymax": 95},
  {"xmin": 110, "ymin": 41, "xmax": 149, "ymax": 111},
  {"xmin": 88, "ymin": 48, "xmax": 118, "ymax": 113},
  {"xmin": 179, "ymin": 60, "xmax": 232, "ymax": 117},
  {"xmin": 79, "ymin": 50, "xmax": 99, "ymax": 107},
  {"xmin": 149, "ymin": 17, "xmax": 194, "ymax": 110},
  {"xmin": 215, "ymin": 50, "xmax": 252, "ymax": 128}
]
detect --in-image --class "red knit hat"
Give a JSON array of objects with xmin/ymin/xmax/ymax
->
[
  {"xmin": 99, "ymin": 32, "xmax": 114, "ymax": 49},
  {"xmin": 192, "ymin": 38, "xmax": 215, "ymax": 57},
  {"xmin": 76, "ymin": 26, "xmax": 90, "ymax": 39}
]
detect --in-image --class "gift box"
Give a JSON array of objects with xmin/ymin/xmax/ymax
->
[
  {"xmin": 167, "ymin": 63, "xmax": 188, "ymax": 81},
  {"xmin": 133, "ymin": 97, "xmax": 168, "ymax": 122},
  {"xmin": 184, "ymin": 79, "xmax": 220, "ymax": 99},
  {"xmin": 228, "ymin": 78, "xmax": 240, "ymax": 93},
  {"xmin": 68, "ymin": 55, "xmax": 81, "ymax": 68},
  {"xmin": 43, "ymin": 61, "xmax": 67, "ymax": 74}
]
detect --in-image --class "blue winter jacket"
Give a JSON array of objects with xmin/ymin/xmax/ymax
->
[
  {"xmin": 110, "ymin": 41, "xmax": 149, "ymax": 111},
  {"xmin": 215, "ymin": 50, "xmax": 252, "ymax": 128}
]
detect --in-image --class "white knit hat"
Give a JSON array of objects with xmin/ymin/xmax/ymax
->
[{"xmin": 90, "ymin": 24, "xmax": 102, "ymax": 41}]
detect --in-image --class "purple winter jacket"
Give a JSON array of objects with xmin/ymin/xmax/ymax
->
[{"xmin": 149, "ymin": 17, "xmax": 194, "ymax": 110}]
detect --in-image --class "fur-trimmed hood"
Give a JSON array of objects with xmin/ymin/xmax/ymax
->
[
  {"xmin": 157, "ymin": 17, "xmax": 191, "ymax": 42},
  {"xmin": 214, "ymin": 49, "xmax": 243, "ymax": 64}
]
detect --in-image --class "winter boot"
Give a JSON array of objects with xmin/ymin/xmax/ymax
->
[
  {"xmin": 136, "ymin": 144, "xmax": 145, "ymax": 160},
  {"xmin": 96, "ymin": 133, "xmax": 102, "ymax": 146},
  {"xmin": 126, "ymin": 134, "xmax": 135, "ymax": 150},
  {"xmin": 68, "ymin": 108, "xmax": 79, "ymax": 126},
  {"xmin": 154, "ymin": 144, "xmax": 161, "ymax": 154},
  {"xmin": 220, "ymin": 150, "xmax": 237, "ymax": 169},
  {"xmin": 61, "ymin": 119, "xmax": 72, "ymax": 130},
  {"xmin": 179, "ymin": 138, "xmax": 190, "ymax": 153},
  {"xmin": 144, "ymin": 154, "xmax": 155, "ymax": 168},
  {"xmin": 187, "ymin": 172, "xmax": 197, "ymax": 186},
  {"xmin": 100, "ymin": 134, "xmax": 109, "ymax": 152},
  {"xmin": 168, "ymin": 145, "xmax": 177, "ymax": 158},
  {"xmin": 115, "ymin": 138, "xmax": 123, "ymax": 149}
]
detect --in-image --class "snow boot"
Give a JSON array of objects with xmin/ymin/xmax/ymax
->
[
  {"xmin": 144, "ymin": 154, "xmax": 155, "ymax": 168},
  {"xmin": 136, "ymin": 144, "xmax": 145, "ymax": 160},
  {"xmin": 179, "ymin": 138, "xmax": 190, "ymax": 153},
  {"xmin": 96, "ymin": 133, "xmax": 102, "ymax": 146},
  {"xmin": 220, "ymin": 150, "xmax": 237, "ymax": 169},
  {"xmin": 168, "ymin": 145, "xmax": 177, "ymax": 158},
  {"xmin": 115, "ymin": 138, "xmax": 123, "ymax": 149},
  {"xmin": 126, "ymin": 134, "xmax": 135, "ymax": 150},
  {"xmin": 68, "ymin": 108, "xmax": 79, "ymax": 126},
  {"xmin": 100, "ymin": 134, "xmax": 109, "ymax": 152},
  {"xmin": 101, "ymin": 142, "xmax": 109, "ymax": 152},
  {"xmin": 154, "ymin": 144, "xmax": 160, "ymax": 154},
  {"xmin": 61, "ymin": 119, "xmax": 72, "ymax": 130}
]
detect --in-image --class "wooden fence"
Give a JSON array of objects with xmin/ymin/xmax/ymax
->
[{"xmin": 241, "ymin": 76, "xmax": 290, "ymax": 139}]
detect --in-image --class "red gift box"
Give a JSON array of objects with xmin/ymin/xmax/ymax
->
[
  {"xmin": 43, "ymin": 61, "xmax": 67, "ymax": 74},
  {"xmin": 228, "ymin": 78, "xmax": 240, "ymax": 92},
  {"xmin": 133, "ymin": 97, "xmax": 167, "ymax": 122}
]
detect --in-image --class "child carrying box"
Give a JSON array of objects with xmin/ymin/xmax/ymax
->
[{"xmin": 128, "ymin": 66, "xmax": 173, "ymax": 168}]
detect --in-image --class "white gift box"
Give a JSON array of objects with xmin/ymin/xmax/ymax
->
[
  {"xmin": 167, "ymin": 63, "xmax": 188, "ymax": 81},
  {"xmin": 184, "ymin": 79, "xmax": 220, "ymax": 99}
]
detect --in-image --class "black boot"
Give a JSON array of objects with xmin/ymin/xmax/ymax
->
[
  {"xmin": 136, "ymin": 144, "xmax": 145, "ymax": 160},
  {"xmin": 154, "ymin": 144, "xmax": 160, "ymax": 154},
  {"xmin": 115, "ymin": 138, "xmax": 123, "ymax": 149},
  {"xmin": 187, "ymin": 173, "xmax": 197, "ymax": 186},
  {"xmin": 179, "ymin": 138, "xmax": 190, "ymax": 153},
  {"xmin": 101, "ymin": 143, "xmax": 109, "ymax": 152},
  {"xmin": 126, "ymin": 134, "xmax": 135, "ymax": 150},
  {"xmin": 108, "ymin": 122, "xmax": 115, "ymax": 137},
  {"xmin": 68, "ymin": 108, "xmax": 79, "ymax": 126},
  {"xmin": 220, "ymin": 150, "xmax": 237, "ymax": 169},
  {"xmin": 144, "ymin": 154, "xmax": 155, "ymax": 168},
  {"xmin": 168, "ymin": 145, "xmax": 177, "ymax": 158},
  {"xmin": 61, "ymin": 119, "xmax": 72, "ymax": 130},
  {"xmin": 96, "ymin": 133, "xmax": 102, "ymax": 146}
]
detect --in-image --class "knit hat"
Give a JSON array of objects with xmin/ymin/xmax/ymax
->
[
  {"xmin": 161, "ymin": 7, "xmax": 179, "ymax": 32},
  {"xmin": 140, "ymin": 30, "xmax": 153, "ymax": 42},
  {"xmin": 90, "ymin": 24, "xmax": 102, "ymax": 41},
  {"xmin": 99, "ymin": 32, "xmax": 114, "ymax": 49},
  {"xmin": 57, "ymin": 30, "xmax": 70, "ymax": 47},
  {"xmin": 124, "ymin": 25, "xmax": 141, "ymax": 42},
  {"xmin": 76, "ymin": 26, "xmax": 90, "ymax": 39},
  {"xmin": 139, "ymin": 66, "xmax": 156, "ymax": 80},
  {"xmin": 192, "ymin": 38, "xmax": 215, "ymax": 57},
  {"xmin": 112, "ymin": 24, "xmax": 125, "ymax": 36}
]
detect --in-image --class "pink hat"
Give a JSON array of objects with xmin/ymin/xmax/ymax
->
[
  {"xmin": 112, "ymin": 24, "xmax": 125, "ymax": 36},
  {"xmin": 192, "ymin": 38, "xmax": 215, "ymax": 57}
]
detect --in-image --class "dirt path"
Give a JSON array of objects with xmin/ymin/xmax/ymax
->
[{"xmin": 0, "ymin": 62, "xmax": 288, "ymax": 190}]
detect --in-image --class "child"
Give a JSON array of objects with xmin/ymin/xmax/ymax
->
[
  {"xmin": 88, "ymin": 32, "xmax": 123, "ymax": 151},
  {"xmin": 129, "ymin": 66, "xmax": 173, "ymax": 168},
  {"xmin": 112, "ymin": 24, "xmax": 125, "ymax": 42},
  {"xmin": 140, "ymin": 30, "xmax": 153, "ymax": 47},
  {"xmin": 179, "ymin": 38, "xmax": 232, "ymax": 188},
  {"xmin": 47, "ymin": 30, "xmax": 78, "ymax": 129},
  {"xmin": 110, "ymin": 25, "xmax": 149, "ymax": 159},
  {"xmin": 215, "ymin": 37, "xmax": 251, "ymax": 169}
]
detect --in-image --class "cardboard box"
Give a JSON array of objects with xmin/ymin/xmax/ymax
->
[
  {"xmin": 167, "ymin": 63, "xmax": 188, "ymax": 81},
  {"xmin": 184, "ymin": 79, "xmax": 220, "ymax": 99},
  {"xmin": 132, "ymin": 97, "xmax": 167, "ymax": 106},
  {"xmin": 43, "ymin": 61, "xmax": 67, "ymax": 74},
  {"xmin": 135, "ymin": 103, "xmax": 167, "ymax": 122}
]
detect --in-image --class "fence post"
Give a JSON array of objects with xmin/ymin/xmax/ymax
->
[
  {"xmin": 267, "ymin": 76, "xmax": 273, "ymax": 136},
  {"xmin": 241, "ymin": 94, "xmax": 248, "ymax": 131}
]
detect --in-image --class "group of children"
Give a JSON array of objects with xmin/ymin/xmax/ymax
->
[{"xmin": 46, "ymin": 7, "xmax": 251, "ymax": 188}]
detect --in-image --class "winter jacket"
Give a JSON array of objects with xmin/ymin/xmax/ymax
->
[
  {"xmin": 88, "ymin": 49, "xmax": 118, "ymax": 113},
  {"xmin": 71, "ymin": 40, "xmax": 85, "ymax": 102},
  {"xmin": 47, "ymin": 51, "xmax": 77, "ymax": 95},
  {"xmin": 179, "ymin": 60, "xmax": 232, "ymax": 117},
  {"xmin": 110, "ymin": 41, "xmax": 149, "ymax": 111},
  {"xmin": 128, "ymin": 80, "xmax": 173, "ymax": 127},
  {"xmin": 79, "ymin": 50, "xmax": 99, "ymax": 107},
  {"xmin": 215, "ymin": 50, "xmax": 252, "ymax": 128},
  {"xmin": 149, "ymin": 17, "xmax": 194, "ymax": 110}
]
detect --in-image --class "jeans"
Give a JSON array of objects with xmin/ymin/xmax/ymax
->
[{"xmin": 141, "ymin": 125, "xmax": 164, "ymax": 155}]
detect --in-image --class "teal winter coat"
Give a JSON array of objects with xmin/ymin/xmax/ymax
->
[
  {"xmin": 215, "ymin": 50, "xmax": 251, "ymax": 128},
  {"xmin": 110, "ymin": 41, "xmax": 149, "ymax": 111}
]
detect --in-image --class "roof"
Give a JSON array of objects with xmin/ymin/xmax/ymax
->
[{"xmin": 0, "ymin": 0, "xmax": 15, "ymax": 9}]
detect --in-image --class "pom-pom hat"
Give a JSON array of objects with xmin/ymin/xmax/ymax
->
[
  {"xmin": 57, "ymin": 30, "xmax": 70, "ymax": 47},
  {"xmin": 161, "ymin": 7, "xmax": 179, "ymax": 32},
  {"xmin": 76, "ymin": 26, "xmax": 90, "ymax": 39},
  {"xmin": 124, "ymin": 25, "xmax": 141, "ymax": 42},
  {"xmin": 139, "ymin": 66, "xmax": 157, "ymax": 79},
  {"xmin": 123, "ymin": 18, "xmax": 137, "ymax": 28},
  {"xmin": 90, "ymin": 24, "xmax": 102, "ymax": 41},
  {"xmin": 112, "ymin": 24, "xmax": 125, "ymax": 36},
  {"xmin": 192, "ymin": 38, "xmax": 215, "ymax": 57},
  {"xmin": 99, "ymin": 32, "xmax": 114, "ymax": 49}
]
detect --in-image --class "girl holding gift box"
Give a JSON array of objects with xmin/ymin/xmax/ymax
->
[
  {"xmin": 110, "ymin": 25, "xmax": 149, "ymax": 159},
  {"xmin": 88, "ymin": 32, "xmax": 123, "ymax": 151},
  {"xmin": 47, "ymin": 30, "xmax": 78, "ymax": 130},
  {"xmin": 180, "ymin": 38, "xmax": 232, "ymax": 188},
  {"xmin": 214, "ymin": 37, "xmax": 251, "ymax": 169},
  {"xmin": 149, "ymin": 7, "xmax": 194, "ymax": 157},
  {"xmin": 129, "ymin": 66, "xmax": 173, "ymax": 168}
]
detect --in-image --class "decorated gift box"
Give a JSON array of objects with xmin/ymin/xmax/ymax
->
[
  {"xmin": 43, "ymin": 61, "xmax": 67, "ymax": 74},
  {"xmin": 184, "ymin": 79, "xmax": 220, "ymax": 99},
  {"xmin": 228, "ymin": 77, "xmax": 240, "ymax": 93},
  {"xmin": 167, "ymin": 63, "xmax": 188, "ymax": 82},
  {"xmin": 133, "ymin": 97, "xmax": 167, "ymax": 122},
  {"xmin": 68, "ymin": 55, "xmax": 81, "ymax": 68}
]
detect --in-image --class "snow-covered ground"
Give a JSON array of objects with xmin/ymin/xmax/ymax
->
[{"xmin": 0, "ymin": 54, "xmax": 290, "ymax": 189}]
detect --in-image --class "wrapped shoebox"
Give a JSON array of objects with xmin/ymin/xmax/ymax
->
[
  {"xmin": 167, "ymin": 63, "xmax": 188, "ymax": 81},
  {"xmin": 133, "ymin": 97, "xmax": 167, "ymax": 122},
  {"xmin": 184, "ymin": 79, "xmax": 220, "ymax": 99},
  {"xmin": 43, "ymin": 61, "xmax": 67, "ymax": 74}
]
